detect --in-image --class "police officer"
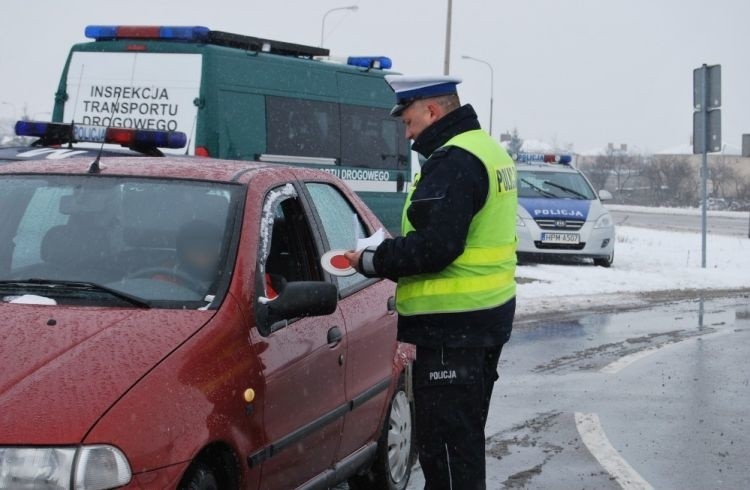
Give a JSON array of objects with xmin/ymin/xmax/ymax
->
[{"xmin": 345, "ymin": 75, "xmax": 517, "ymax": 489}]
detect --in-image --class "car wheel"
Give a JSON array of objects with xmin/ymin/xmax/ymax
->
[
  {"xmin": 594, "ymin": 251, "xmax": 614, "ymax": 268},
  {"xmin": 179, "ymin": 461, "xmax": 219, "ymax": 490},
  {"xmin": 349, "ymin": 378, "xmax": 416, "ymax": 490}
]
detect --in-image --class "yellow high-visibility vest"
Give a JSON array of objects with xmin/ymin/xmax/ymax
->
[{"xmin": 396, "ymin": 129, "xmax": 517, "ymax": 316}]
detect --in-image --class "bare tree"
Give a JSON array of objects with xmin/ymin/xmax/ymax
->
[
  {"xmin": 709, "ymin": 160, "xmax": 737, "ymax": 199},
  {"xmin": 507, "ymin": 127, "xmax": 523, "ymax": 156},
  {"xmin": 643, "ymin": 155, "xmax": 698, "ymax": 206},
  {"xmin": 578, "ymin": 157, "xmax": 613, "ymax": 193},
  {"xmin": 588, "ymin": 148, "xmax": 642, "ymax": 203}
]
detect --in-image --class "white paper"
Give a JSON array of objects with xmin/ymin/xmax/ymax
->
[{"xmin": 356, "ymin": 227, "xmax": 385, "ymax": 251}]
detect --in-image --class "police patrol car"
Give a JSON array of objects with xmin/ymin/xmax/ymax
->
[{"xmin": 515, "ymin": 153, "xmax": 615, "ymax": 267}]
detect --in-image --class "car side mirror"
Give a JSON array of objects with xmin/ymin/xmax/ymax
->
[
  {"xmin": 598, "ymin": 189, "xmax": 613, "ymax": 201},
  {"xmin": 256, "ymin": 281, "xmax": 338, "ymax": 336}
]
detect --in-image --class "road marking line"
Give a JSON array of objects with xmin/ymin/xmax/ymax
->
[
  {"xmin": 575, "ymin": 412, "xmax": 654, "ymax": 490},
  {"xmin": 600, "ymin": 346, "xmax": 662, "ymax": 374},
  {"xmin": 600, "ymin": 328, "xmax": 733, "ymax": 374}
]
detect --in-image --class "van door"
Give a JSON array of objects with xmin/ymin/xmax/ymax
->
[
  {"xmin": 61, "ymin": 51, "xmax": 202, "ymax": 154},
  {"xmin": 249, "ymin": 186, "xmax": 346, "ymax": 488}
]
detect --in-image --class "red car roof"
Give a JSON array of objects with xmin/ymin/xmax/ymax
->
[{"xmin": 0, "ymin": 156, "xmax": 278, "ymax": 183}]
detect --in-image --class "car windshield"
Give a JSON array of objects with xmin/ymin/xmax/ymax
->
[
  {"xmin": 0, "ymin": 175, "xmax": 242, "ymax": 308},
  {"xmin": 517, "ymin": 170, "xmax": 597, "ymax": 200}
]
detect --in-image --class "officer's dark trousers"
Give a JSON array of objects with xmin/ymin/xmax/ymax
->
[{"xmin": 413, "ymin": 344, "xmax": 504, "ymax": 490}]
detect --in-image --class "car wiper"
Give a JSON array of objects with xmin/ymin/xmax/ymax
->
[
  {"xmin": 542, "ymin": 180, "xmax": 589, "ymax": 200},
  {"xmin": 520, "ymin": 178, "xmax": 559, "ymax": 198},
  {"xmin": 0, "ymin": 279, "xmax": 150, "ymax": 308}
]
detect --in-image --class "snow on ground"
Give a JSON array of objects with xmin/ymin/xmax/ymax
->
[
  {"xmin": 516, "ymin": 225, "xmax": 750, "ymax": 319},
  {"xmin": 606, "ymin": 203, "xmax": 748, "ymax": 219}
]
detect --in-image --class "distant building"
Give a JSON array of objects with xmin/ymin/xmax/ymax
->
[{"xmin": 575, "ymin": 138, "xmax": 749, "ymax": 208}]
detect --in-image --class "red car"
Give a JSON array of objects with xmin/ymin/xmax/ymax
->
[{"xmin": 0, "ymin": 155, "xmax": 415, "ymax": 489}]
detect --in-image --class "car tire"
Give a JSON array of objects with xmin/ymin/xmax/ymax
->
[
  {"xmin": 179, "ymin": 461, "xmax": 219, "ymax": 490},
  {"xmin": 348, "ymin": 377, "xmax": 416, "ymax": 490},
  {"xmin": 594, "ymin": 251, "xmax": 614, "ymax": 268}
]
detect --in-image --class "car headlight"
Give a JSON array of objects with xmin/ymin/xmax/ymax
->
[
  {"xmin": 516, "ymin": 214, "xmax": 525, "ymax": 227},
  {"xmin": 594, "ymin": 213, "xmax": 613, "ymax": 229},
  {"xmin": 0, "ymin": 445, "xmax": 131, "ymax": 490}
]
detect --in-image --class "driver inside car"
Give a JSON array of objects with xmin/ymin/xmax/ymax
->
[{"xmin": 151, "ymin": 220, "xmax": 222, "ymax": 291}]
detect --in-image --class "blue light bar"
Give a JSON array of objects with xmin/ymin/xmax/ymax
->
[
  {"xmin": 85, "ymin": 25, "xmax": 210, "ymax": 42},
  {"xmin": 15, "ymin": 121, "xmax": 56, "ymax": 138},
  {"xmin": 347, "ymin": 56, "xmax": 393, "ymax": 70},
  {"xmin": 515, "ymin": 152, "xmax": 572, "ymax": 165},
  {"xmin": 15, "ymin": 120, "xmax": 187, "ymax": 149}
]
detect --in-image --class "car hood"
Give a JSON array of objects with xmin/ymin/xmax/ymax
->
[
  {"xmin": 0, "ymin": 304, "xmax": 215, "ymax": 444},
  {"xmin": 519, "ymin": 197, "xmax": 592, "ymax": 220}
]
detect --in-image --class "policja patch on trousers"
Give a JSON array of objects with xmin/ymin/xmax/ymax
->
[{"xmin": 413, "ymin": 345, "xmax": 485, "ymax": 389}]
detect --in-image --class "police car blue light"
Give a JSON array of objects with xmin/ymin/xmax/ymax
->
[
  {"xmin": 514, "ymin": 152, "xmax": 572, "ymax": 165},
  {"xmin": 514, "ymin": 154, "xmax": 615, "ymax": 267},
  {"xmin": 347, "ymin": 56, "xmax": 393, "ymax": 70},
  {"xmin": 15, "ymin": 120, "xmax": 187, "ymax": 149},
  {"xmin": 85, "ymin": 25, "xmax": 210, "ymax": 42}
]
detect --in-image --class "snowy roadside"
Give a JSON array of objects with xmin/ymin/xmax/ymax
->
[
  {"xmin": 606, "ymin": 203, "xmax": 748, "ymax": 219},
  {"xmin": 515, "ymin": 225, "xmax": 750, "ymax": 321}
]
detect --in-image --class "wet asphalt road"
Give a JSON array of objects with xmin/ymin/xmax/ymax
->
[
  {"xmin": 405, "ymin": 296, "xmax": 750, "ymax": 489},
  {"xmin": 609, "ymin": 208, "xmax": 749, "ymax": 237}
]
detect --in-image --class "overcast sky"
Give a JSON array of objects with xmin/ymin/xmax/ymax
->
[{"xmin": 1, "ymin": 0, "xmax": 748, "ymax": 152}]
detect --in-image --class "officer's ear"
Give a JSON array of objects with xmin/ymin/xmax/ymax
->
[{"xmin": 424, "ymin": 99, "xmax": 445, "ymax": 122}]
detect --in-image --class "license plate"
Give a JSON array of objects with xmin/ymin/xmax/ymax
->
[{"xmin": 541, "ymin": 233, "xmax": 580, "ymax": 244}]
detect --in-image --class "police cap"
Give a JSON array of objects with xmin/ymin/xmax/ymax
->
[{"xmin": 384, "ymin": 75, "xmax": 463, "ymax": 117}]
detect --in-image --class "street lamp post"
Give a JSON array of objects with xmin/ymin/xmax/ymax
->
[
  {"xmin": 320, "ymin": 5, "xmax": 359, "ymax": 47},
  {"xmin": 462, "ymin": 55, "xmax": 494, "ymax": 136}
]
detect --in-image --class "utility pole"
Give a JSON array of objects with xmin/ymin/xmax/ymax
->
[{"xmin": 443, "ymin": 0, "xmax": 452, "ymax": 75}]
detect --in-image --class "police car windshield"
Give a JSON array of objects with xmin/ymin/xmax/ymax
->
[
  {"xmin": 517, "ymin": 170, "xmax": 596, "ymax": 200},
  {"xmin": 0, "ymin": 176, "xmax": 241, "ymax": 308}
]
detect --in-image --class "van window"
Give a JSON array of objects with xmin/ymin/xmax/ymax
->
[
  {"xmin": 341, "ymin": 105, "xmax": 399, "ymax": 169},
  {"xmin": 266, "ymin": 96, "xmax": 340, "ymax": 160}
]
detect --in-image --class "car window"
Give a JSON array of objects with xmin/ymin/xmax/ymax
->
[
  {"xmin": 262, "ymin": 189, "xmax": 322, "ymax": 291},
  {"xmin": 518, "ymin": 170, "xmax": 597, "ymax": 200},
  {"xmin": 305, "ymin": 183, "xmax": 369, "ymax": 291},
  {"xmin": 11, "ymin": 186, "xmax": 72, "ymax": 270},
  {"xmin": 0, "ymin": 176, "xmax": 242, "ymax": 308}
]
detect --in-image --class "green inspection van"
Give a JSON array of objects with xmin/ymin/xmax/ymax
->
[{"xmin": 50, "ymin": 25, "xmax": 411, "ymax": 232}]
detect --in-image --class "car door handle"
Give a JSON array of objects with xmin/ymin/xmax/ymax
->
[
  {"xmin": 387, "ymin": 296, "xmax": 396, "ymax": 314},
  {"xmin": 327, "ymin": 326, "xmax": 343, "ymax": 346}
]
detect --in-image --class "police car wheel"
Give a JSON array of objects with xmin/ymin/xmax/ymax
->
[
  {"xmin": 594, "ymin": 252, "xmax": 614, "ymax": 268},
  {"xmin": 349, "ymin": 377, "xmax": 416, "ymax": 490}
]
